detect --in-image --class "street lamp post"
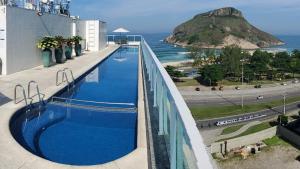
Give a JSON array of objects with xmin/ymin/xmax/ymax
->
[
  {"xmin": 240, "ymin": 59, "xmax": 244, "ymax": 109},
  {"xmin": 283, "ymin": 94, "xmax": 286, "ymax": 115}
]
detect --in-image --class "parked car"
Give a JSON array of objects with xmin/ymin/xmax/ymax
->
[
  {"xmin": 219, "ymin": 86, "xmax": 224, "ymax": 91},
  {"xmin": 211, "ymin": 87, "xmax": 217, "ymax": 91},
  {"xmin": 195, "ymin": 87, "xmax": 200, "ymax": 91},
  {"xmin": 235, "ymin": 86, "xmax": 240, "ymax": 90},
  {"xmin": 281, "ymin": 83, "xmax": 287, "ymax": 86},
  {"xmin": 257, "ymin": 95, "xmax": 264, "ymax": 100}
]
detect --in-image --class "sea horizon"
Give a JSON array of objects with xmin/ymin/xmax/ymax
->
[{"xmin": 141, "ymin": 33, "xmax": 300, "ymax": 63}]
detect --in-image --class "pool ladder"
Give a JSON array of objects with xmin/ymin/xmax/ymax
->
[
  {"xmin": 14, "ymin": 81, "xmax": 45, "ymax": 106},
  {"xmin": 56, "ymin": 68, "xmax": 75, "ymax": 91}
]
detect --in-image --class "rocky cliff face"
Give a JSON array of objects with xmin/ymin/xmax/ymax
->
[{"xmin": 166, "ymin": 7, "xmax": 284, "ymax": 49}]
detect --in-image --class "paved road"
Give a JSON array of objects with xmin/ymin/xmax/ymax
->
[
  {"xmin": 186, "ymin": 90, "xmax": 300, "ymax": 106},
  {"xmin": 180, "ymin": 83, "xmax": 300, "ymax": 106},
  {"xmin": 196, "ymin": 101, "xmax": 300, "ymax": 129}
]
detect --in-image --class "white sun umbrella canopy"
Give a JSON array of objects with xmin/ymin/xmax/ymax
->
[
  {"xmin": 113, "ymin": 28, "xmax": 130, "ymax": 44},
  {"xmin": 113, "ymin": 27, "xmax": 130, "ymax": 33}
]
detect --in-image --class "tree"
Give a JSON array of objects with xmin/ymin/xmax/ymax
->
[
  {"xmin": 187, "ymin": 47, "xmax": 216, "ymax": 67},
  {"xmin": 187, "ymin": 46, "xmax": 205, "ymax": 67},
  {"xmin": 243, "ymin": 64, "xmax": 255, "ymax": 82},
  {"xmin": 272, "ymin": 52, "xmax": 291, "ymax": 75},
  {"xmin": 165, "ymin": 66, "xmax": 185, "ymax": 78},
  {"xmin": 220, "ymin": 45, "xmax": 243, "ymax": 78},
  {"xmin": 200, "ymin": 64, "xmax": 224, "ymax": 86},
  {"xmin": 277, "ymin": 115, "xmax": 288, "ymax": 126},
  {"xmin": 250, "ymin": 50, "xmax": 271, "ymax": 80}
]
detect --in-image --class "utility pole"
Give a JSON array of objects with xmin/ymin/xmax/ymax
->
[
  {"xmin": 240, "ymin": 59, "xmax": 244, "ymax": 109},
  {"xmin": 283, "ymin": 94, "xmax": 286, "ymax": 115},
  {"xmin": 242, "ymin": 61, "xmax": 244, "ymax": 108}
]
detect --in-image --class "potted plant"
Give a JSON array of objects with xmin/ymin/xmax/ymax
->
[
  {"xmin": 65, "ymin": 38, "xmax": 73, "ymax": 59},
  {"xmin": 72, "ymin": 36, "xmax": 83, "ymax": 56},
  {"xmin": 37, "ymin": 36, "xmax": 58, "ymax": 67},
  {"xmin": 54, "ymin": 36, "xmax": 65, "ymax": 63}
]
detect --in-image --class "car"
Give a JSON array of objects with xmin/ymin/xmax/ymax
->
[
  {"xmin": 257, "ymin": 95, "xmax": 264, "ymax": 100},
  {"xmin": 281, "ymin": 83, "xmax": 287, "ymax": 86},
  {"xmin": 195, "ymin": 87, "xmax": 200, "ymax": 91},
  {"xmin": 235, "ymin": 86, "xmax": 240, "ymax": 90},
  {"xmin": 292, "ymin": 79, "xmax": 299, "ymax": 83},
  {"xmin": 211, "ymin": 87, "xmax": 217, "ymax": 91}
]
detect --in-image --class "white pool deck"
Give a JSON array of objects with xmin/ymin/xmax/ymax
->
[{"xmin": 0, "ymin": 45, "xmax": 148, "ymax": 169}]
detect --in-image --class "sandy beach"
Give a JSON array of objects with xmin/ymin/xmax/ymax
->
[{"xmin": 162, "ymin": 59, "xmax": 194, "ymax": 67}]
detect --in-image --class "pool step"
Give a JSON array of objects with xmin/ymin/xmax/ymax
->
[{"xmin": 50, "ymin": 98, "xmax": 137, "ymax": 113}]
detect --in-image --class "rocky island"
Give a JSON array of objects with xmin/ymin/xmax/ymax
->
[{"xmin": 166, "ymin": 7, "xmax": 284, "ymax": 49}]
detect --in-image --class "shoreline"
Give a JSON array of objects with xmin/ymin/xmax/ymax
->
[{"xmin": 162, "ymin": 59, "xmax": 194, "ymax": 67}]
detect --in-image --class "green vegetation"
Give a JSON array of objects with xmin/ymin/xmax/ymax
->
[
  {"xmin": 218, "ymin": 122, "xmax": 274, "ymax": 141},
  {"xmin": 168, "ymin": 7, "xmax": 282, "ymax": 48},
  {"xmin": 165, "ymin": 66, "xmax": 186, "ymax": 78},
  {"xmin": 200, "ymin": 64, "xmax": 224, "ymax": 86},
  {"xmin": 263, "ymin": 136, "xmax": 290, "ymax": 147},
  {"xmin": 221, "ymin": 124, "xmax": 244, "ymax": 135},
  {"xmin": 237, "ymin": 122, "xmax": 273, "ymax": 137},
  {"xmin": 188, "ymin": 45, "xmax": 300, "ymax": 87},
  {"xmin": 277, "ymin": 115, "xmax": 289, "ymax": 126},
  {"xmin": 190, "ymin": 95, "xmax": 300, "ymax": 120}
]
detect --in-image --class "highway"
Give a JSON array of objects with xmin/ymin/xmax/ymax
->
[
  {"xmin": 180, "ymin": 83, "xmax": 300, "ymax": 106},
  {"xmin": 196, "ymin": 101, "xmax": 300, "ymax": 129},
  {"xmin": 178, "ymin": 83, "xmax": 300, "ymax": 128}
]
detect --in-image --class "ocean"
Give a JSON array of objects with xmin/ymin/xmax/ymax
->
[{"xmin": 142, "ymin": 33, "xmax": 300, "ymax": 63}]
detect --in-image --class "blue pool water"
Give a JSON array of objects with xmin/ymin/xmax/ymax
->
[{"xmin": 10, "ymin": 46, "xmax": 139, "ymax": 166}]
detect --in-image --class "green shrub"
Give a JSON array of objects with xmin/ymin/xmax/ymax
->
[{"xmin": 277, "ymin": 115, "xmax": 288, "ymax": 126}]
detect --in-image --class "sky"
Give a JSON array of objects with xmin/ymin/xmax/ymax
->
[{"xmin": 70, "ymin": 0, "xmax": 300, "ymax": 35}]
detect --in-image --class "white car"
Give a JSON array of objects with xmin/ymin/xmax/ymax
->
[
  {"xmin": 257, "ymin": 95, "xmax": 264, "ymax": 100},
  {"xmin": 293, "ymin": 80, "xmax": 299, "ymax": 83},
  {"xmin": 281, "ymin": 83, "xmax": 287, "ymax": 86}
]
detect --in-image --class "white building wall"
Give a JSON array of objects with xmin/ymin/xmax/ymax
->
[
  {"xmin": 99, "ymin": 21, "xmax": 107, "ymax": 50},
  {"xmin": 5, "ymin": 6, "xmax": 73, "ymax": 75},
  {"xmin": 0, "ymin": 6, "xmax": 7, "ymax": 75},
  {"xmin": 77, "ymin": 20, "xmax": 107, "ymax": 52},
  {"xmin": 0, "ymin": 7, "xmax": 107, "ymax": 75}
]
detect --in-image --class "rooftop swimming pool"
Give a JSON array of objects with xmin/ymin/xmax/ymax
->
[{"xmin": 10, "ymin": 46, "xmax": 139, "ymax": 166}]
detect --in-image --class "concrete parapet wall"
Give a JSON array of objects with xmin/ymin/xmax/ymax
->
[{"xmin": 211, "ymin": 126, "xmax": 277, "ymax": 153}]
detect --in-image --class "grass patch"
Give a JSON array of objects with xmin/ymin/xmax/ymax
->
[
  {"xmin": 217, "ymin": 122, "xmax": 274, "ymax": 141},
  {"xmin": 221, "ymin": 124, "xmax": 244, "ymax": 135},
  {"xmin": 263, "ymin": 136, "xmax": 290, "ymax": 147},
  {"xmin": 175, "ymin": 79, "xmax": 200, "ymax": 87},
  {"xmin": 237, "ymin": 122, "xmax": 273, "ymax": 137},
  {"xmin": 191, "ymin": 96, "xmax": 300, "ymax": 120}
]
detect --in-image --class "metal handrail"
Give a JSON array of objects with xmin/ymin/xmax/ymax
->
[
  {"xmin": 56, "ymin": 68, "xmax": 75, "ymax": 91},
  {"xmin": 14, "ymin": 84, "xmax": 28, "ymax": 105},
  {"xmin": 56, "ymin": 70, "xmax": 65, "ymax": 86},
  {"xmin": 27, "ymin": 80, "xmax": 44, "ymax": 104},
  {"xmin": 63, "ymin": 68, "xmax": 75, "ymax": 83}
]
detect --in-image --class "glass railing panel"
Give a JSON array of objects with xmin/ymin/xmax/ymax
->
[{"xmin": 141, "ymin": 38, "xmax": 213, "ymax": 169}]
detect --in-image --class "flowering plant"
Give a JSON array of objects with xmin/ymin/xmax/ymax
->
[
  {"xmin": 54, "ymin": 36, "xmax": 65, "ymax": 48},
  {"xmin": 37, "ymin": 36, "xmax": 58, "ymax": 50}
]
